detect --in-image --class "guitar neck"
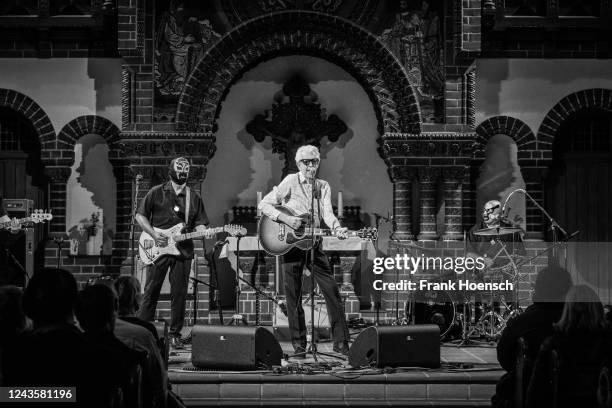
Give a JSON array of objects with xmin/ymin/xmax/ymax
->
[
  {"xmin": 174, "ymin": 226, "xmax": 225, "ymax": 242},
  {"xmin": 0, "ymin": 217, "xmax": 30, "ymax": 229},
  {"xmin": 312, "ymin": 229, "xmax": 359, "ymax": 237}
]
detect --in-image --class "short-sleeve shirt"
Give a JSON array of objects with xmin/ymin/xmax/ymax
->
[{"xmin": 137, "ymin": 182, "xmax": 209, "ymax": 258}]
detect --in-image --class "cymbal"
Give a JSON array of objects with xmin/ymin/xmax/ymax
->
[{"xmin": 474, "ymin": 226, "xmax": 523, "ymax": 236}]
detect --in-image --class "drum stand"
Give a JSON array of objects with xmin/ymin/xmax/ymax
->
[
  {"xmin": 451, "ymin": 294, "xmax": 486, "ymax": 347},
  {"xmin": 480, "ymin": 238, "xmax": 520, "ymax": 342}
]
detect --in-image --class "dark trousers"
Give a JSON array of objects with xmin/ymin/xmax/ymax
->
[
  {"xmin": 138, "ymin": 255, "xmax": 191, "ymax": 337},
  {"xmin": 282, "ymin": 245, "xmax": 349, "ymax": 350}
]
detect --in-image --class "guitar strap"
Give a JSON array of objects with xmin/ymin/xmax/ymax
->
[{"xmin": 185, "ymin": 187, "xmax": 190, "ymax": 225}]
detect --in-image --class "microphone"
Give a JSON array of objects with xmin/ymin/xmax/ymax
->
[
  {"xmin": 312, "ymin": 178, "xmax": 321, "ymax": 199},
  {"xmin": 501, "ymin": 189, "xmax": 525, "ymax": 219},
  {"xmin": 499, "ymin": 205, "xmax": 511, "ymax": 224}
]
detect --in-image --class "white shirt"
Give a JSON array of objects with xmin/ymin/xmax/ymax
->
[{"xmin": 258, "ymin": 172, "xmax": 341, "ymax": 230}]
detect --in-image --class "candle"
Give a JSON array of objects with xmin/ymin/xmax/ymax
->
[
  {"xmin": 257, "ymin": 191, "xmax": 262, "ymax": 217},
  {"xmin": 337, "ymin": 191, "xmax": 343, "ymax": 218}
]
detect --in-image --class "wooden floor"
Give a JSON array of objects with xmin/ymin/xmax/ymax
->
[{"xmin": 168, "ymin": 328, "xmax": 504, "ymax": 407}]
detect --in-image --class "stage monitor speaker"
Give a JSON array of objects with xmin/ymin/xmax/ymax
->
[
  {"xmin": 348, "ymin": 325, "xmax": 440, "ymax": 368},
  {"xmin": 191, "ymin": 325, "xmax": 283, "ymax": 370}
]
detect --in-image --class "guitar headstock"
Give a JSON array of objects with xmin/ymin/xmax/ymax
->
[
  {"xmin": 30, "ymin": 209, "xmax": 53, "ymax": 223},
  {"xmin": 225, "ymin": 224, "xmax": 247, "ymax": 237},
  {"xmin": 357, "ymin": 227, "xmax": 378, "ymax": 241}
]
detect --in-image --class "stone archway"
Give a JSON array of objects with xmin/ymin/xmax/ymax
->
[
  {"xmin": 474, "ymin": 116, "xmax": 536, "ymax": 159},
  {"xmin": 538, "ymin": 88, "xmax": 612, "ymax": 165},
  {"xmin": 176, "ymin": 11, "xmax": 421, "ymax": 138},
  {"xmin": 0, "ymin": 88, "xmax": 55, "ymax": 152},
  {"xmin": 474, "ymin": 116, "xmax": 543, "ymax": 236}
]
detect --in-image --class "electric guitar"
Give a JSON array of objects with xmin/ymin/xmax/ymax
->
[
  {"xmin": 0, "ymin": 210, "xmax": 53, "ymax": 230},
  {"xmin": 258, "ymin": 205, "xmax": 378, "ymax": 256},
  {"xmin": 138, "ymin": 223, "xmax": 247, "ymax": 265}
]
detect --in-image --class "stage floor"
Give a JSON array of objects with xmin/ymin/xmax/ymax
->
[{"xmin": 168, "ymin": 329, "xmax": 504, "ymax": 407}]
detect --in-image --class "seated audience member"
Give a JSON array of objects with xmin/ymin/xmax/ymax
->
[
  {"xmin": 526, "ymin": 284, "xmax": 612, "ymax": 408},
  {"xmin": 492, "ymin": 265, "xmax": 572, "ymax": 408},
  {"xmin": 604, "ymin": 304, "xmax": 612, "ymax": 324},
  {"xmin": 92, "ymin": 277, "xmax": 168, "ymax": 408},
  {"xmin": 76, "ymin": 284, "xmax": 146, "ymax": 400},
  {"xmin": 3, "ymin": 268, "xmax": 116, "ymax": 407},
  {"xmin": 115, "ymin": 275, "xmax": 162, "ymax": 349},
  {"xmin": 0, "ymin": 286, "xmax": 29, "ymax": 385}
]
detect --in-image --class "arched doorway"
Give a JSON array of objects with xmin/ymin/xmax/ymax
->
[
  {"xmin": 0, "ymin": 106, "xmax": 49, "ymax": 282},
  {"xmin": 545, "ymin": 108, "xmax": 612, "ymax": 303},
  {"xmin": 475, "ymin": 134, "xmax": 527, "ymax": 230}
]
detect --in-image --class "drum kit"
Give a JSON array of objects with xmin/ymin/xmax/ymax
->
[
  {"xmin": 374, "ymin": 189, "xmax": 581, "ymax": 345},
  {"xmin": 388, "ymin": 224, "xmax": 529, "ymax": 344}
]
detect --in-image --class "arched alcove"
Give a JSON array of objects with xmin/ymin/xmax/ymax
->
[
  {"xmin": 203, "ymin": 55, "xmax": 392, "ymax": 229},
  {"xmin": 66, "ymin": 133, "xmax": 117, "ymax": 256},
  {"xmin": 475, "ymin": 134, "xmax": 527, "ymax": 229}
]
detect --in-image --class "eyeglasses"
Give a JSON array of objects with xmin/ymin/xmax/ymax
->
[
  {"xmin": 300, "ymin": 159, "xmax": 319, "ymax": 166},
  {"xmin": 483, "ymin": 204, "xmax": 500, "ymax": 214}
]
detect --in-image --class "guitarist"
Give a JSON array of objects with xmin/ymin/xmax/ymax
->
[
  {"xmin": 258, "ymin": 145, "xmax": 351, "ymax": 357},
  {"xmin": 135, "ymin": 157, "xmax": 214, "ymax": 349}
]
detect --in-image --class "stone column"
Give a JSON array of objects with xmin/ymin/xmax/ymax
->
[
  {"xmin": 442, "ymin": 167, "xmax": 466, "ymax": 241},
  {"xmin": 390, "ymin": 167, "xmax": 416, "ymax": 241},
  {"xmin": 417, "ymin": 167, "xmax": 440, "ymax": 241}
]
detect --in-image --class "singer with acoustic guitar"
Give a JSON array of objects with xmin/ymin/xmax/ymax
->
[
  {"xmin": 258, "ymin": 145, "xmax": 351, "ymax": 357},
  {"xmin": 135, "ymin": 157, "xmax": 216, "ymax": 349}
]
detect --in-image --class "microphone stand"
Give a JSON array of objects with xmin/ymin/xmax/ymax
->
[
  {"xmin": 502, "ymin": 188, "xmax": 569, "ymax": 261},
  {"xmin": 182, "ymin": 275, "xmax": 217, "ymax": 344},
  {"xmin": 290, "ymin": 175, "xmax": 337, "ymax": 361},
  {"xmin": 130, "ymin": 174, "xmax": 142, "ymax": 276},
  {"xmin": 372, "ymin": 212, "xmax": 393, "ymax": 326},
  {"xmin": 229, "ymin": 235, "xmax": 248, "ymax": 325}
]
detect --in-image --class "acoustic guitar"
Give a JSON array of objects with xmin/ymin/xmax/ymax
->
[{"xmin": 257, "ymin": 205, "xmax": 377, "ymax": 256}]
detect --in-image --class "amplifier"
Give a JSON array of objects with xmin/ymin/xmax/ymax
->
[
  {"xmin": 1, "ymin": 199, "xmax": 37, "ymax": 284},
  {"xmin": 4, "ymin": 198, "xmax": 34, "ymax": 215}
]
